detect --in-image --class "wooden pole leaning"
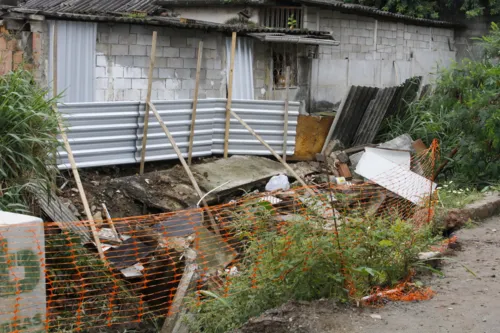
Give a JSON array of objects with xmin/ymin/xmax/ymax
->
[
  {"xmin": 139, "ymin": 31, "xmax": 158, "ymax": 175},
  {"xmin": 223, "ymin": 32, "xmax": 237, "ymax": 159},
  {"xmin": 188, "ymin": 41, "xmax": 204, "ymax": 165},
  {"xmin": 148, "ymin": 101, "xmax": 221, "ymax": 235}
]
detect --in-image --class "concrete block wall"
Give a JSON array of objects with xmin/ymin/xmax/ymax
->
[
  {"xmin": 304, "ymin": 8, "xmax": 456, "ymax": 111},
  {"xmin": 95, "ymin": 23, "xmax": 226, "ymax": 102}
]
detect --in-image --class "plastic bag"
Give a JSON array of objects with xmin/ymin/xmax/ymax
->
[{"xmin": 265, "ymin": 174, "xmax": 290, "ymax": 192}]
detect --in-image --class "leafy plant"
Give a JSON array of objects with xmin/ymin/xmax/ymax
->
[
  {"xmin": 288, "ymin": 14, "xmax": 297, "ymax": 29},
  {"xmin": 187, "ymin": 205, "xmax": 439, "ymax": 333},
  {"xmin": 342, "ymin": 0, "xmax": 500, "ymax": 18},
  {"xmin": 0, "ymin": 69, "xmax": 60, "ymax": 213},
  {"xmin": 379, "ymin": 23, "xmax": 500, "ymax": 187}
]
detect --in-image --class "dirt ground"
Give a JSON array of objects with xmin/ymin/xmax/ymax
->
[{"xmin": 236, "ymin": 215, "xmax": 500, "ymax": 333}]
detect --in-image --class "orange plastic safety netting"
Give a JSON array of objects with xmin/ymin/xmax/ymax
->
[{"xmin": 0, "ymin": 141, "xmax": 441, "ymax": 332}]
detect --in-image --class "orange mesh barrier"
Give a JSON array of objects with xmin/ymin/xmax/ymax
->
[{"xmin": 0, "ymin": 143, "xmax": 441, "ymax": 332}]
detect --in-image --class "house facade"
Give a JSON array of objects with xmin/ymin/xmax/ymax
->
[{"xmin": 0, "ymin": 0, "xmax": 458, "ymax": 113}]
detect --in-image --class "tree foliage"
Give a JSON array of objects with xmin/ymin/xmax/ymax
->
[{"xmin": 343, "ymin": 0, "xmax": 500, "ymax": 18}]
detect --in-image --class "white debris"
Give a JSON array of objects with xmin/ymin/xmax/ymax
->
[
  {"xmin": 370, "ymin": 314, "xmax": 382, "ymax": 320},
  {"xmin": 265, "ymin": 174, "xmax": 290, "ymax": 192}
]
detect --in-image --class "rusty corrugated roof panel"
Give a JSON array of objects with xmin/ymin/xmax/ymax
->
[{"xmin": 22, "ymin": 0, "xmax": 161, "ymax": 14}]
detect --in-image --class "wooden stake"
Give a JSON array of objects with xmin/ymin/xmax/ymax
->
[
  {"xmin": 57, "ymin": 117, "xmax": 106, "ymax": 260},
  {"xmin": 139, "ymin": 31, "xmax": 158, "ymax": 175},
  {"xmin": 102, "ymin": 203, "xmax": 120, "ymax": 241},
  {"xmin": 283, "ymin": 66, "xmax": 290, "ymax": 162},
  {"xmin": 229, "ymin": 110, "xmax": 315, "ymax": 196},
  {"xmin": 188, "ymin": 41, "xmax": 204, "ymax": 165},
  {"xmin": 223, "ymin": 32, "xmax": 237, "ymax": 159},
  {"xmin": 148, "ymin": 101, "xmax": 221, "ymax": 235},
  {"xmin": 52, "ymin": 23, "xmax": 105, "ymax": 261}
]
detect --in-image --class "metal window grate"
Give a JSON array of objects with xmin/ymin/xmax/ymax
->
[
  {"xmin": 261, "ymin": 7, "xmax": 302, "ymax": 29},
  {"xmin": 272, "ymin": 43, "xmax": 298, "ymax": 88}
]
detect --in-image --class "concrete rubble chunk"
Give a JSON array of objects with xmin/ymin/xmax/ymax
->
[
  {"xmin": 111, "ymin": 156, "xmax": 319, "ymax": 211},
  {"xmin": 378, "ymin": 134, "xmax": 413, "ymax": 151}
]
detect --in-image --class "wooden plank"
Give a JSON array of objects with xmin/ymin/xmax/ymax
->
[
  {"xmin": 33, "ymin": 186, "xmax": 92, "ymax": 244},
  {"xmin": 188, "ymin": 40, "xmax": 204, "ymax": 166},
  {"xmin": 139, "ymin": 31, "xmax": 158, "ymax": 175},
  {"xmin": 160, "ymin": 249, "xmax": 197, "ymax": 333},
  {"xmin": 149, "ymin": 101, "xmax": 221, "ymax": 235},
  {"xmin": 223, "ymin": 32, "xmax": 237, "ymax": 159},
  {"xmin": 229, "ymin": 110, "xmax": 315, "ymax": 196},
  {"xmin": 283, "ymin": 66, "xmax": 290, "ymax": 162}
]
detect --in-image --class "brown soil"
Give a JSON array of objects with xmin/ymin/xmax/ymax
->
[{"xmin": 235, "ymin": 215, "xmax": 500, "ymax": 333}]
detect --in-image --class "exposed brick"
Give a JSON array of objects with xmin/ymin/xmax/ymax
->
[
  {"xmin": 0, "ymin": 37, "xmax": 6, "ymax": 51},
  {"xmin": 182, "ymin": 80, "xmax": 195, "ymax": 90},
  {"xmin": 96, "ymin": 78, "xmax": 108, "ymax": 89},
  {"xmin": 152, "ymin": 80, "xmax": 165, "ymax": 90},
  {"xmin": 191, "ymin": 69, "xmax": 206, "ymax": 80},
  {"xmin": 95, "ymin": 90, "xmax": 106, "ymax": 102},
  {"xmin": 404, "ymin": 32, "xmax": 412, "ymax": 40},
  {"xmin": 12, "ymin": 51, "xmax": 23, "ymax": 68},
  {"xmin": 156, "ymin": 57, "xmax": 168, "ymax": 68}
]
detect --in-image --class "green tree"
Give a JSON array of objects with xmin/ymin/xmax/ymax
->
[{"xmin": 342, "ymin": 0, "xmax": 500, "ymax": 18}]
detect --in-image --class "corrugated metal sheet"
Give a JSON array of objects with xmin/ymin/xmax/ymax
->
[
  {"xmin": 23, "ymin": 0, "xmax": 160, "ymax": 14},
  {"xmin": 57, "ymin": 99, "xmax": 299, "ymax": 169},
  {"xmin": 385, "ymin": 76, "xmax": 422, "ymax": 118},
  {"xmin": 226, "ymin": 37, "xmax": 254, "ymax": 100},
  {"xmin": 328, "ymin": 86, "xmax": 379, "ymax": 147},
  {"xmin": 48, "ymin": 20, "xmax": 96, "ymax": 102},
  {"xmin": 352, "ymin": 87, "xmax": 398, "ymax": 146}
]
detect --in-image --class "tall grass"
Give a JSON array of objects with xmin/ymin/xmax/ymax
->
[{"xmin": 0, "ymin": 69, "xmax": 60, "ymax": 213}]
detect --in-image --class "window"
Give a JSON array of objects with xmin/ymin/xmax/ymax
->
[
  {"xmin": 261, "ymin": 7, "xmax": 303, "ymax": 29},
  {"xmin": 272, "ymin": 44, "xmax": 298, "ymax": 88}
]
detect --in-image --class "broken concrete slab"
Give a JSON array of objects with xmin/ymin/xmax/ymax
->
[
  {"xmin": 112, "ymin": 156, "xmax": 319, "ymax": 212},
  {"xmin": 378, "ymin": 134, "xmax": 413, "ymax": 151}
]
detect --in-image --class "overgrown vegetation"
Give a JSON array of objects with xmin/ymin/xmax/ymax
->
[
  {"xmin": 380, "ymin": 23, "xmax": 500, "ymax": 187},
  {"xmin": 342, "ymin": 0, "xmax": 500, "ymax": 18},
  {"xmin": 187, "ymin": 203, "xmax": 439, "ymax": 333},
  {"xmin": 0, "ymin": 69, "xmax": 60, "ymax": 213}
]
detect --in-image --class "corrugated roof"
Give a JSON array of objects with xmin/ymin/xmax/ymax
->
[
  {"xmin": 297, "ymin": 0, "xmax": 458, "ymax": 28},
  {"xmin": 21, "ymin": 0, "xmax": 161, "ymax": 14},
  {"xmin": 3, "ymin": 6, "xmax": 334, "ymax": 36}
]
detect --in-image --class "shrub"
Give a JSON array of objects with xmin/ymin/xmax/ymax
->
[
  {"xmin": 187, "ymin": 205, "xmax": 438, "ymax": 333},
  {"xmin": 379, "ymin": 23, "xmax": 500, "ymax": 187},
  {"xmin": 0, "ymin": 69, "xmax": 60, "ymax": 213}
]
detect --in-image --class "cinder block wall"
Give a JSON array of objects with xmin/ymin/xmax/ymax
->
[
  {"xmin": 95, "ymin": 23, "xmax": 226, "ymax": 102},
  {"xmin": 303, "ymin": 7, "xmax": 456, "ymax": 112}
]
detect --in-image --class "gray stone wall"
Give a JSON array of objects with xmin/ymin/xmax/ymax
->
[
  {"xmin": 95, "ymin": 23, "xmax": 226, "ymax": 101},
  {"xmin": 303, "ymin": 7, "xmax": 457, "ymax": 111}
]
